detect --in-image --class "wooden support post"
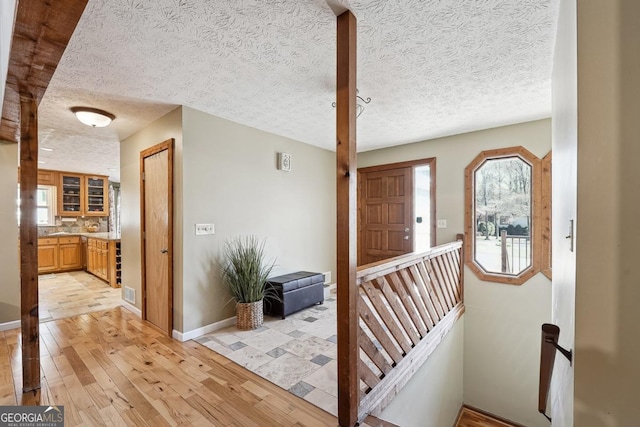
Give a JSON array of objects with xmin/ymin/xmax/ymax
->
[
  {"xmin": 19, "ymin": 92, "xmax": 40, "ymax": 393},
  {"xmin": 336, "ymin": 10, "xmax": 358, "ymax": 427}
]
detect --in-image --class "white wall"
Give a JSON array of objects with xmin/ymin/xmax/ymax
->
[
  {"xmin": 359, "ymin": 120, "xmax": 552, "ymax": 426},
  {"xmin": 550, "ymin": 0, "xmax": 576, "ymax": 424},
  {"xmin": 120, "ymin": 107, "xmax": 184, "ymax": 328},
  {"xmin": 180, "ymin": 106, "xmax": 336, "ymax": 332},
  {"xmin": 571, "ymin": 0, "xmax": 640, "ymax": 424},
  {"xmin": 0, "ymin": 144, "xmax": 19, "ymax": 324},
  {"xmin": 378, "ymin": 318, "xmax": 464, "ymax": 427}
]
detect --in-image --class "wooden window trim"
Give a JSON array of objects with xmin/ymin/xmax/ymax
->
[
  {"xmin": 541, "ymin": 151, "xmax": 552, "ymax": 280},
  {"xmin": 464, "ymin": 146, "xmax": 542, "ymax": 285}
]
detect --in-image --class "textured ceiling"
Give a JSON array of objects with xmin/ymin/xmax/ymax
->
[{"xmin": 34, "ymin": 0, "xmax": 559, "ymax": 182}]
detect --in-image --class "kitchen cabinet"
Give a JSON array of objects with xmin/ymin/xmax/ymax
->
[
  {"xmin": 108, "ymin": 240, "xmax": 122, "ymax": 288},
  {"xmin": 38, "ymin": 169, "xmax": 57, "ymax": 186},
  {"xmin": 17, "ymin": 168, "xmax": 58, "ymax": 185},
  {"xmin": 58, "ymin": 172, "xmax": 109, "ymax": 216},
  {"xmin": 59, "ymin": 173, "xmax": 84, "ymax": 215},
  {"xmin": 38, "ymin": 238, "xmax": 58, "ymax": 273},
  {"xmin": 84, "ymin": 176, "xmax": 108, "ymax": 216},
  {"xmin": 58, "ymin": 236, "xmax": 82, "ymax": 270},
  {"xmin": 37, "ymin": 236, "xmax": 82, "ymax": 274},
  {"xmin": 87, "ymin": 237, "xmax": 118, "ymax": 287}
]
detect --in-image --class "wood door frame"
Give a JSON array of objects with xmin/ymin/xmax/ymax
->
[
  {"xmin": 140, "ymin": 139, "xmax": 174, "ymax": 335},
  {"xmin": 357, "ymin": 157, "xmax": 437, "ymax": 264}
]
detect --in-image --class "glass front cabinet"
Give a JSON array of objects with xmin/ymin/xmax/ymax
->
[
  {"xmin": 84, "ymin": 175, "xmax": 108, "ymax": 216},
  {"xmin": 58, "ymin": 173, "xmax": 109, "ymax": 216},
  {"xmin": 59, "ymin": 173, "xmax": 84, "ymax": 215}
]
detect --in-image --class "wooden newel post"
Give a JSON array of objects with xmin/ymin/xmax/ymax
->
[
  {"xmin": 336, "ymin": 10, "xmax": 359, "ymax": 427},
  {"xmin": 19, "ymin": 92, "xmax": 41, "ymax": 393}
]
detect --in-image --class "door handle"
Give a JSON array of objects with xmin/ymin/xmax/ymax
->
[
  {"xmin": 404, "ymin": 236, "xmax": 409, "ymax": 240},
  {"xmin": 160, "ymin": 248, "xmax": 168, "ymax": 254},
  {"xmin": 404, "ymin": 227, "xmax": 410, "ymax": 232}
]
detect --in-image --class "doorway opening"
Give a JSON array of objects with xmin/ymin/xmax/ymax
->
[
  {"xmin": 140, "ymin": 139, "xmax": 174, "ymax": 335},
  {"xmin": 357, "ymin": 157, "xmax": 436, "ymax": 266}
]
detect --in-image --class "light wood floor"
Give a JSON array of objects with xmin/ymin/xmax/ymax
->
[
  {"xmin": 456, "ymin": 406, "xmax": 519, "ymax": 427},
  {"xmin": 1, "ymin": 307, "xmax": 338, "ymax": 426}
]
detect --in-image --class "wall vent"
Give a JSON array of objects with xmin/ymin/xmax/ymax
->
[{"xmin": 124, "ymin": 287, "xmax": 135, "ymax": 304}]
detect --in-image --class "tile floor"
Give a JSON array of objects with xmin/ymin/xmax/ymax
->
[
  {"xmin": 196, "ymin": 297, "xmax": 339, "ymax": 415},
  {"xmin": 39, "ymin": 271, "xmax": 121, "ymax": 322}
]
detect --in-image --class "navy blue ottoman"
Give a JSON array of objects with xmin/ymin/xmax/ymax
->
[{"xmin": 265, "ymin": 271, "xmax": 324, "ymax": 319}]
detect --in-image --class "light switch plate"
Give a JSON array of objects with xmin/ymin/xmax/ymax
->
[
  {"xmin": 437, "ymin": 219, "xmax": 447, "ymax": 229},
  {"xmin": 195, "ymin": 223, "xmax": 214, "ymax": 235}
]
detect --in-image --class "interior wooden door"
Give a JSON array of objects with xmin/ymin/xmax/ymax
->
[
  {"xmin": 358, "ymin": 166, "xmax": 413, "ymax": 265},
  {"xmin": 140, "ymin": 140, "xmax": 174, "ymax": 335}
]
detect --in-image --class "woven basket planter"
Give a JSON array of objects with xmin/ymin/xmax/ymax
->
[{"xmin": 236, "ymin": 300, "xmax": 264, "ymax": 330}]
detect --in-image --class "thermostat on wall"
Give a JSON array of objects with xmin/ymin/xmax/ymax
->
[{"xmin": 278, "ymin": 152, "xmax": 291, "ymax": 172}]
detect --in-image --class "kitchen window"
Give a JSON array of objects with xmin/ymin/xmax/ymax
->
[{"xmin": 17, "ymin": 185, "xmax": 57, "ymax": 226}]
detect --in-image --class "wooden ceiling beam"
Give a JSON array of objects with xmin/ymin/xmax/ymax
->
[{"xmin": 0, "ymin": 0, "xmax": 88, "ymax": 142}]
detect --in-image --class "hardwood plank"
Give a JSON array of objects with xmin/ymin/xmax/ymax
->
[
  {"xmin": 62, "ymin": 346, "xmax": 96, "ymax": 386},
  {"xmin": 363, "ymin": 415, "xmax": 400, "ymax": 427},
  {"xmin": 4, "ymin": 306, "xmax": 338, "ymax": 426},
  {"xmin": 455, "ymin": 406, "xmax": 521, "ymax": 427}
]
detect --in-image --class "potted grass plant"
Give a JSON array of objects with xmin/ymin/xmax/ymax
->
[{"xmin": 221, "ymin": 235, "xmax": 275, "ymax": 330}]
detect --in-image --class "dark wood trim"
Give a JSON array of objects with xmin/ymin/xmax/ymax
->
[
  {"xmin": 19, "ymin": 92, "xmax": 40, "ymax": 392},
  {"xmin": 357, "ymin": 157, "xmax": 436, "ymax": 174},
  {"xmin": 336, "ymin": 9, "xmax": 358, "ymax": 427},
  {"xmin": 0, "ymin": 0, "xmax": 88, "ymax": 142},
  {"xmin": 456, "ymin": 233, "xmax": 465, "ymax": 303},
  {"xmin": 140, "ymin": 139, "xmax": 174, "ymax": 336},
  {"xmin": 541, "ymin": 151, "xmax": 552, "ymax": 280}
]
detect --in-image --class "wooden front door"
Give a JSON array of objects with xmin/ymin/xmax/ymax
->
[
  {"xmin": 140, "ymin": 139, "xmax": 174, "ymax": 335},
  {"xmin": 358, "ymin": 166, "xmax": 414, "ymax": 265}
]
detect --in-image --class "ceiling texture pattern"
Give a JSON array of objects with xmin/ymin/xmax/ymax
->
[{"xmin": 35, "ymin": 0, "xmax": 559, "ymax": 182}]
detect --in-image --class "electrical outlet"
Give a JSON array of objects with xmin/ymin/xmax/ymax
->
[
  {"xmin": 437, "ymin": 219, "xmax": 447, "ymax": 229},
  {"xmin": 195, "ymin": 223, "xmax": 215, "ymax": 235}
]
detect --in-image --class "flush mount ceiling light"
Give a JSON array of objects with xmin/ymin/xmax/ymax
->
[{"xmin": 70, "ymin": 107, "xmax": 115, "ymax": 127}]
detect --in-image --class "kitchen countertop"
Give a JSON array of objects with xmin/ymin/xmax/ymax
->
[{"xmin": 42, "ymin": 232, "xmax": 121, "ymax": 241}]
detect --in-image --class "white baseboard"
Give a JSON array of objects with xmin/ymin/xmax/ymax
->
[
  {"xmin": 324, "ymin": 282, "xmax": 336, "ymax": 299},
  {"xmin": 172, "ymin": 316, "xmax": 235, "ymax": 342},
  {"xmin": 120, "ymin": 300, "xmax": 142, "ymax": 317},
  {"xmin": 0, "ymin": 319, "xmax": 20, "ymax": 332}
]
